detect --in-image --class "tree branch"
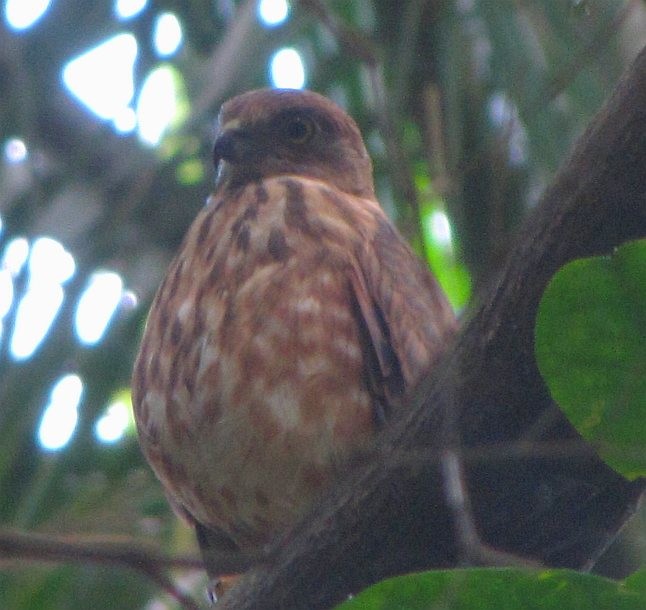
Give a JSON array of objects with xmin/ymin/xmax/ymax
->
[
  {"xmin": 218, "ymin": 42, "xmax": 646, "ymax": 610},
  {"xmin": 0, "ymin": 529, "xmax": 204, "ymax": 610}
]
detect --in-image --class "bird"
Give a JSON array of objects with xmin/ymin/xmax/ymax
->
[{"xmin": 132, "ymin": 88, "xmax": 457, "ymax": 591}]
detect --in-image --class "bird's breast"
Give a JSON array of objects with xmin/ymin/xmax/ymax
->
[{"xmin": 133, "ymin": 177, "xmax": 379, "ymax": 547}]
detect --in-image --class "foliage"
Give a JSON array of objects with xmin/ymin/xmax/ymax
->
[
  {"xmin": 535, "ymin": 239, "xmax": 646, "ymax": 480},
  {"xmin": 335, "ymin": 567, "xmax": 646, "ymax": 610}
]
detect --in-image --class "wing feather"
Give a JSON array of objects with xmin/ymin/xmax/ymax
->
[{"xmin": 349, "ymin": 210, "xmax": 458, "ymax": 418}]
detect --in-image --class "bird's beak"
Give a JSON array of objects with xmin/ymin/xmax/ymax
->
[{"xmin": 213, "ymin": 120, "xmax": 252, "ymax": 169}]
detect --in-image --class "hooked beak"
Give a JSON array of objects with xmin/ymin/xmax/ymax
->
[
  {"xmin": 212, "ymin": 120, "xmax": 256, "ymax": 169},
  {"xmin": 213, "ymin": 129, "xmax": 241, "ymax": 167},
  {"xmin": 212, "ymin": 120, "xmax": 266, "ymax": 187}
]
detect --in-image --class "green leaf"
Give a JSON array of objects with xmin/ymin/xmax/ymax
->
[
  {"xmin": 334, "ymin": 568, "xmax": 646, "ymax": 610},
  {"xmin": 535, "ymin": 239, "xmax": 646, "ymax": 479}
]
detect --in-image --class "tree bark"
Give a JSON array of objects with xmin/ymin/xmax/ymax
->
[{"xmin": 219, "ymin": 45, "xmax": 646, "ymax": 610}]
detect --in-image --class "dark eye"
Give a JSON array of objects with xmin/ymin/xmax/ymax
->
[{"xmin": 284, "ymin": 116, "xmax": 316, "ymax": 144}]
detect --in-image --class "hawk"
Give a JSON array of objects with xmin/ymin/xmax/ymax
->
[{"xmin": 132, "ymin": 88, "xmax": 457, "ymax": 585}]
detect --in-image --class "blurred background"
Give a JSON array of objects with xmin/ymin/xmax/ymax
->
[{"xmin": 0, "ymin": 1, "xmax": 644, "ymax": 608}]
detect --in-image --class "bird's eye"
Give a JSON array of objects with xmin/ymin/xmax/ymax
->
[{"xmin": 284, "ymin": 116, "xmax": 316, "ymax": 144}]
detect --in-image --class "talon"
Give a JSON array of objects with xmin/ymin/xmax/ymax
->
[{"xmin": 206, "ymin": 575, "xmax": 239, "ymax": 604}]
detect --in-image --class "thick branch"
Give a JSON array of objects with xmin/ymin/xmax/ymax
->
[{"xmin": 219, "ymin": 46, "xmax": 646, "ymax": 609}]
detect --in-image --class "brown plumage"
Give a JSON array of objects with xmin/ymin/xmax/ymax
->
[{"xmin": 132, "ymin": 89, "xmax": 457, "ymax": 581}]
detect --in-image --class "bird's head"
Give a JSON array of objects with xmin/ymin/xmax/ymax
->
[{"xmin": 213, "ymin": 89, "xmax": 375, "ymax": 199}]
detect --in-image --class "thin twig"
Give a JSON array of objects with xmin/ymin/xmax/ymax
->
[
  {"xmin": 537, "ymin": 0, "xmax": 640, "ymax": 106},
  {"xmin": 0, "ymin": 529, "xmax": 204, "ymax": 609},
  {"xmin": 422, "ymin": 84, "xmax": 452, "ymax": 198},
  {"xmin": 0, "ymin": 528, "xmax": 202, "ymax": 569},
  {"xmin": 441, "ymin": 449, "xmax": 543, "ymax": 568}
]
